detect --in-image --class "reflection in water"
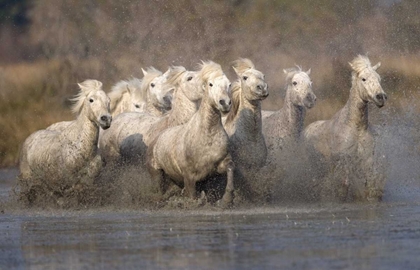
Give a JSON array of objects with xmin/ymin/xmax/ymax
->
[{"xmin": 5, "ymin": 204, "xmax": 418, "ymax": 269}]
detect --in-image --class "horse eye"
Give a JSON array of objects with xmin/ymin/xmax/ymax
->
[
  {"xmin": 293, "ymin": 81, "xmax": 297, "ymax": 86},
  {"xmin": 243, "ymin": 76, "xmax": 248, "ymax": 81},
  {"xmin": 89, "ymin": 98, "xmax": 94, "ymax": 103},
  {"xmin": 362, "ymin": 78, "xmax": 366, "ymax": 82},
  {"xmin": 135, "ymin": 104, "xmax": 140, "ymax": 108},
  {"xmin": 151, "ymin": 83, "xmax": 155, "ymax": 87},
  {"xmin": 187, "ymin": 76, "xmax": 193, "ymax": 81},
  {"xmin": 229, "ymin": 83, "xmax": 232, "ymax": 88},
  {"xmin": 209, "ymin": 83, "xmax": 213, "ymax": 87}
]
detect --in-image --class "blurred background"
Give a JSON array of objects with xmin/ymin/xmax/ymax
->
[{"xmin": 0, "ymin": 0, "xmax": 419, "ymax": 167}]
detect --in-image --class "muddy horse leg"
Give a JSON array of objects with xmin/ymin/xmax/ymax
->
[
  {"xmin": 183, "ymin": 178, "xmax": 197, "ymax": 199},
  {"xmin": 148, "ymin": 166, "xmax": 169, "ymax": 196},
  {"xmin": 218, "ymin": 156, "xmax": 235, "ymax": 207}
]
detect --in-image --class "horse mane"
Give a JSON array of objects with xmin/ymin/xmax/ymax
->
[
  {"xmin": 226, "ymin": 80, "xmax": 241, "ymax": 122},
  {"xmin": 108, "ymin": 77, "xmax": 144, "ymax": 111},
  {"xmin": 283, "ymin": 66, "xmax": 303, "ymax": 86},
  {"xmin": 232, "ymin": 58, "xmax": 255, "ymax": 75},
  {"xmin": 108, "ymin": 80, "xmax": 130, "ymax": 109},
  {"xmin": 197, "ymin": 61, "xmax": 224, "ymax": 84},
  {"xmin": 349, "ymin": 55, "xmax": 372, "ymax": 74},
  {"xmin": 71, "ymin": 79, "xmax": 103, "ymax": 115},
  {"xmin": 140, "ymin": 67, "xmax": 162, "ymax": 97},
  {"xmin": 165, "ymin": 66, "xmax": 187, "ymax": 87}
]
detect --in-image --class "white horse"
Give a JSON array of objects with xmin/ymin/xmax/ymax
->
[
  {"xmin": 262, "ymin": 67, "xmax": 315, "ymax": 151},
  {"xmin": 147, "ymin": 61, "xmax": 234, "ymax": 206},
  {"xmin": 138, "ymin": 67, "xmax": 174, "ymax": 116},
  {"xmin": 256, "ymin": 67, "xmax": 315, "ymax": 203},
  {"xmin": 223, "ymin": 58, "xmax": 268, "ymax": 200},
  {"xmin": 108, "ymin": 78, "xmax": 145, "ymax": 117},
  {"xmin": 19, "ymin": 80, "xmax": 111, "ymax": 200},
  {"xmin": 304, "ymin": 55, "xmax": 387, "ymax": 202},
  {"xmin": 47, "ymin": 69, "xmax": 172, "ymax": 133},
  {"xmin": 99, "ymin": 65, "xmax": 203, "ymax": 165}
]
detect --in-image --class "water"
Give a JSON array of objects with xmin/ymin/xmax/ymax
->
[{"xmin": 1, "ymin": 168, "xmax": 420, "ymax": 269}]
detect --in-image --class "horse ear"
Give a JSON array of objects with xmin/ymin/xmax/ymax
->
[
  {"xmin": 166, "ymin": 87, "xmax": 175, "ymax": 97},
  {"xmin": 126, "ymin": 84, "xmax": 134, "ymax": 94},
  {"xmin": 141, "ymin": 68, "xmax": 148, "ymax": 76},
  {"xmin": 348, "ymin": 62, "xmax": 355, "ymax": 70},
  {"xmin": 78, "ymin": 80, "xmax": 102, "ymax": 91},
  {"xmin": 94, "ymin": 80, "xmax": 103, "ymax": 89},
  {"xmin": 232, "ymin": 66, "xmax": 240, "ymax": 76},
  {"xmin": 162, "ymin": 68, "xmax": 171, "ymax": 78},
  {"xmin": 306, "ymin": 68, "xmax": 311, "ymax": 75},
  {"xmin": 373, "ymin": 62, "xmax": 381, "ymax": 70}
]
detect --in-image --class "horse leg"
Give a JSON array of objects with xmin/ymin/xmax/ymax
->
[
  {"xmin": 147, "ymin": 166, "xmax": 167, "ymax": 195},
  {"xmin": 217, "ymin": 156, "xmax": 235, "ymax": 207},
  {"xmin": 183, "ymin": 178, "xmax": 197, "ymax": 199}
]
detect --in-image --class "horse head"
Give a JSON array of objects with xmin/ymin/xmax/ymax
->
[
  {"xmin": 232, "ymin": 58, "xmax": 268, "ymax": 102},
  {"xmin": 142, "ymin": 67, "xmax": 173, "ymax": 112},
  {"xmin": 200, "ymin": 61, "xmax": 231, "ymax": 113},
  {"xmin": 124, "ymin": 78, "xmax": 146, "ymax": 113},
  {"xmin": 74, "ymin": 79, "xmax": 112, "ymax": 130},
  {"xmin": 284, "ymin": 67, "xmax": 316, "ymax": 109},
  {"xmin": 166, "ymin": 66, "xmax": 203, "ymax": 103},
  {"xmin": 349, "ymin": 55, "xmax": 387, "ymax": 108}
]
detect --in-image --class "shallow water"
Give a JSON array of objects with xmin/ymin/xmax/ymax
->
[{"xmin": 2, "ymin": 168, "xmax": 420, "ymax": 269}]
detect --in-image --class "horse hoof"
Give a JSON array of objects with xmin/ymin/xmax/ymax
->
[
  {"xmin": 217, "ymin": 192, "xmax": 234, "ymax": 209},
  {"xmin": 197, "ymin": 191, "xmax": 207, "ymax": 206}
]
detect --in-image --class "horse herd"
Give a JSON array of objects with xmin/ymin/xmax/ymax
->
[{"xmin": 18, "ymin": 55, "xmax": 387, "ymax": 207}]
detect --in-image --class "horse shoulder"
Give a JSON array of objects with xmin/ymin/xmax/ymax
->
[
  {"xmin": 262, "ymin": 109, "xmax": 285, "ymax": 137},
  {"xmin": 46, "ymin": 120, "xmax": 73, "ymax": 132},
  {"xmin": 261, "ymin": 109, "xmax": 276, "ymax": 119},
  {"xmin": 22, "ymin": 129, "xmax": 63, "ymax": 172}
]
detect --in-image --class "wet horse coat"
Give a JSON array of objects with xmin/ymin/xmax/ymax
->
[
  {"xmin": 304, "ymin": 55, "xmax": 387, "ymax": 201},
  {"xmin": 148, "ymin": 61, "xmax": 234, "ymax": 205},
  {"xmin": 19, "ymin": 80, "xmax": 112, "ymax": 193}
]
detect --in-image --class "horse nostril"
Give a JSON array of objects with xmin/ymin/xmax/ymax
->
[
  {"xmin": 228, "ymin": 100, "xmax": 232, "ymax": 105},
  {"xmin": 219, "ymin": 100, "xmax": 226, "ymax": 106},
  {"xmin": 101, "ymin": 115, "xmax": 109, "ymax": 122},
  {"xmin": 163, "ymin": 96, "xmax": 171, "ymax": 103},
  {"xmin": 376, "ymin": 94, "xmax": 384, "ymax": 101}
]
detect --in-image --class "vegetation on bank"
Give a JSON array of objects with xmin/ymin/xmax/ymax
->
[{"xmin": 1, "ymin": 0, "xmax": 419, "ymax": 167}]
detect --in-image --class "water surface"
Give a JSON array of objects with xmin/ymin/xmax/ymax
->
[{"xmin": 1, "ymin": 168, "xmax": 420, "ymax": 269}]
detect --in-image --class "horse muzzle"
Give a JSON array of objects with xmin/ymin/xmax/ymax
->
[
  {"xmin": 304, "ymin": 93, "xmax": 317, "ymax": 109},
  {"xmin": 219, "ymin": 99, "xmax": 232, "ymax": 113},
  {"xmin": 373, "ymin": 93, "xmax": 387, "ymax": 108},
  {"xmin": 99, "ymin": 115, "xmax": 112, "ymax": 130},
  {"xmin": 256, "ymin": 84, "xmax": 269, "ymax": 100}
]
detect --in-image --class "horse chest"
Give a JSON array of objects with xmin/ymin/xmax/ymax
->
[{"xmin": 185, "ymin": 133, "xmax": 228, "ymax": 173}]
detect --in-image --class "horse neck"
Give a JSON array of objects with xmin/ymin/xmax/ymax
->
[
  {"xmin": 197, "ymin": 94, "xmax": 222, "ymax": 134},
  {"xmin": 64, "ymin": 111, "xmax": 99, "ymax": 155},
  {"xmin": 234, "ymin": 90, "xmax": 263, "ymax": 140},
  {"xmin": 146, "ymin": 100, "xmax": 163, "ymax": 116},
  {"xmin": 168, "ymin": 87, "xmax": 199, "ymax": 125},
  {"xmin": 282, "ymin": 90, "xmax": 306, "ymax": 138},
  {"xmin": 341, "ymin": 85, "xmax": 368, "ymax": 131}
]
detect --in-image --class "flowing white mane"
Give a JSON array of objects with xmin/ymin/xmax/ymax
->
[
  {"xmin": 198, "ymin": 61, "xmax": 225, "ymax": 83},
  {"xmin": 165, "ymin": 66, "xmax": 188, "ymax": 87},
  {"xmin": 70, "ymin": 79, "xmax": 103, "ymax": 115},
  {"xmin": 232, "ymin": 58, "xmax": 255, "ymax": 75},
  {"xmin": 349, "ymin": 55, "xmax": 373, "ymax": 74}
]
